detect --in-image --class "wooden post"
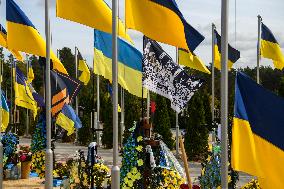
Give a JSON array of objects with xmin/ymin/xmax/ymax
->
[{"xmin": 179, "ymin": 136, "xmax": 192, "ymax": 189}]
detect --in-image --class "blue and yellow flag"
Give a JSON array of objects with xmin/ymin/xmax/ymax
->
[
  {"xmin": 56, "ymin": 104, "xmax": 82, "ymax": 136},
  {"xmin": 94, "ymin": 29, "xmax": 145, "ymax": 98},
  {"xmin": 56, "ymin": 0, "xmax": 132, "ymax": 42},
  {"xmin": 178, "ymin": 48, "xmax": 210, "ymax": 74},
  {"xmin": 14, "ymin": 66, "xmax": 37, "ymax": 118},
  {"xmin": 1, "ymin": 92, "xmax": 9, "ymax": 131},
  {"xmin": 232, "ymin": 72, "xmax": 284, "ymax": 189},
  {"xmin": 6, "ymin": 0, "xmax": 67, "ymax": 74},
  {"xmin": 261, "ymin": 23, "xmax": 284, "ymax": 70},
  {"xmin": 126, "ymin": 0, "xmax": 204, "ymax": 51},
  {"xmin": 214, "ymin": 29, "xmax": 240, "ymax": 70},
  {"xmin": 77, "ymin": 50, "xmax": 90, "ymax": 85},
  {"xmin": 0, "ymin": 24, "xmax": 23, "ymax": 61}
]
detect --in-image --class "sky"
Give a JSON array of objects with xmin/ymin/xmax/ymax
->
[{"xmin": 0, "ymin": 0, "xmax": 284, "ymax": 70}]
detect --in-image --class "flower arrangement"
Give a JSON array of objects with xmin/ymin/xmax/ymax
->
[
  {"xmin": 31, "ymin": 113, "xmax": 46, "ymax": 153},
  {"xmin": 161, "ymin": 168, "xmax": 185, "ymax": 188},
  {"xmin": 92, "ymin": 163, "xmax": 110, "ymax": 188},
  {"xmin": 53, "ymin": 162, "xmax": 70, "ymax": 179},
  {"xmin": 18, "ymin": 145, "xmax": 32, "ymax": 162},
  {"xmin": 1, "ymin": 132, "xmax": 19, "ymax": 157},
  {"xmin": 120, "ymin": 123, "xmax": 144, "ymax": 189},
  {"xmin": 199, "ymin": 145, "xmax": 232, "ymax": 189},
  {"xmin": 241, "ymin": 179, "xmax": 261, "ymax": 189},
  {"xmin": 32, "ymin": 150, "xmax": 45, "ymax": 178}
]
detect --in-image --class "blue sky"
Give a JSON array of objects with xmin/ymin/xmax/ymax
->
[{"xmin": 0, "ymin": 0, "xmax": 283, "ymax": 70}]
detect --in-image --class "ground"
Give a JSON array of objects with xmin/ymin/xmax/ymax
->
[{"xmin": 3, "ymin": 138, "xmax": 253, "ymax": 188}]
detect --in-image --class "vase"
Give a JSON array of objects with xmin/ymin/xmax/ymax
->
[{"xmin": 21, "ymin": 161, "xmax": 31, "ymax": 179}]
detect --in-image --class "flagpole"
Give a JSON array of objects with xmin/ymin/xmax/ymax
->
[
  {"xmin": 221, "ymin": 0, "xmax": 229, "ymax": 187},
  {"xmin": 175, "ymin": 48, "xmax": 179, "ymax": 157},
  {"xmin": 120, "ymin": 87, "xmax": 124, "ymax": 146},
  {"xmin": 211, "ymin": 23, "xmax": 216, "ymax": 142},
  {"xmin": 10, "ymin": 57, "xmax": 13, "ymax": 126},
  {"xmin": 25, "ymin": 55, "xmax": 29, "ymax": 137},
  {"xmin": 0, "ymin": 57, "xmax": 3, "ymax": 189},
  {"xmin": 111, "ymin": 0, "xmax": 120, "ymax": 188},
  {"xmin": 75, "ymin": 47, "xmax": 79, "ymax": 143},
  {"xmin": 45, "ymin": 0, "xmax": 53, "ymax": 187},
  {"xmin": 257, "ymin": 15, "xmax": 262, "ymax": 84},
  {"xmin": 96, "ymin": 74, "xmax": 100, "ymax": 145}
]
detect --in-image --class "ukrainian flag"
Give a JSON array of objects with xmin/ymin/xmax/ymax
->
[
  {"xmin": 261, "ymin": 23, "xmax": 284, "ymax": 70},
  {"xmin": 56, "ymin": 0, "xmax": 132, "ymax": 42},
  {"xmin": 56, "ymin": 104, "xmax": 82, "ymax": 136},
  {"xmin": 126, "ymin": 0, "xmax": 204, "ymax": 51},
  {"xmin": 94, "ymin": 29, "xmax": 144, "ymax": 98},
  {"xmin": 6, "ymin": 0, "xmax": 67, "ymax": 74},
  {"xmin": 232, "ymin": 72, "xmax": 284, "ymax": 189},
  {"xmin": 0, "ymin": 24, "xmax": 23, "ymax": 61},
  {"xmin": 214, "ymin": 29, "xmax": 240, "ymax": 70},
  {"xmin": 1, "ymin": 92, "xmax": 9, "ymax": 131},
  {"xmin": 178, "ymin": 48, "xmax": 210, "ymax": 74},
  {"xmin": 14, "ymin": 66, "xmax": 37, "ymax": 118},
  {"xmin": 77, "ymin": 50, "xmax": 90, "ymax": 85}
]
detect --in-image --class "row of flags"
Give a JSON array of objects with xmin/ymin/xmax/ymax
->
[{"xmin": 0, "ymin": 1, "xmax": 284, "ymax": 188}]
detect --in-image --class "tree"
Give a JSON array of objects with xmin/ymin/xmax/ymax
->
[
  {"xmin": 184, "ymin": 91, "xmax": 209, "ymax": 161},
  {"xmin": 153, "ymin": 95, "xmax": 174, "ymax": 149}
]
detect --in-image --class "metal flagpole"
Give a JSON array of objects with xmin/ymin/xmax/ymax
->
[
  {"xmin": 212, "ymin": 23, "xmax": 216, "ymax": 142},
  {"xmin": 45, "ymin": 0, "xmax": 53, "ymax": 187},
  {"xmin": 10, "ymin": 58, "xmax": 13, "ymax": 125},
  {"xmin": 111, "ymin": 0, "xmax": 120, "ymax": 187},
  {"xmin": 221, "ymin": 0, "xmax": 229, "ymax": 187},
  {"xmin": 257, "ymin": 15, "xmax": 262, "ymax": 84},
  {"xmin": 175, "ymin": 48, "xmax": 179, "ymax": 157},
  {"xmin": 0, "ymin": 58, "xmax": 3, "ymax": 189},
  {"xmin": 96, "ymin": 74, "xmax": 100, "ymax": 145},
  {"xmin": 25, "ymin": 55, "xmax": 29, "ymax": 137},
  {"xmin": 75, "ymin": 47, "xmax": 79, "ymax": 142},
  {"xmin": 120, "ymin": 87, "xmax": 125, "ymax": 145}
]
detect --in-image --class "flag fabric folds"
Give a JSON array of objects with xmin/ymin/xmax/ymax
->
[
  {"xmin": 143, "ymin": 37, "xmax": 203, "ymax": 113},
  {"xmin": 6, "ymin": 0, "xmax": 67, "ymax": 74},
  {"xmin": 178, "ymin": 48, "xmax": 210, "ymax": 74},
  {"xmin": 51, "ymin": 70, "xmax": 82, "ymax": 117},
  {"xmin": 77, "ymin": 50, "xmax": 90, "ymax": 85},
  {"xmin": 232, "ymin": 72, "xmax": 284, "ymax": 189},
  {"xmin": 0, "ymin": 24, "xmax": 23, "ymax": 61},
  {"xmin": 56, "ymin": 0, "xmax": 132, "ymax": 42},
  {"xmin": 1, "ymin": 92, "xmax": 9, "ymax": 131},
  {"xmin": 214, "ymin": 29, "xmax": 240, "ymax": 70},
  {"xmin": 261, "ymin": 23, "xmax": 284, "ymax": 69},
  {"xmin": 56, "ymin": 104, "xmax": 82, "ymax": 136},
  {"xmin": 94, "ymin": 29, "xmax": 145, "ymax": 98},
  {"xmin": 126, "ymin": 0, "xmax": 204, "ymax": 52},
  {"xmin": 27, "ymin": 64, "xmax": 34, "ymax": 84},
  {"xmin": 14, "ymin": 66, "xmax": 37, "ymax": 118}
]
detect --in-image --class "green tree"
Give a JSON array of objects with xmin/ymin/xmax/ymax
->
[
  {"xmin": 184, "ymin": 91, "xmax": 209, "ymax": 161},
  {"xmin": 153, "ymin": 95, "xmax": 174, "ymax": 149}
]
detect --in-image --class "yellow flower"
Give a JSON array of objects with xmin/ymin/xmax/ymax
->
[
  {"xmin": 132, "ymin": 167, "xmax": 138, "ymax": 174},
  {"xmin": 137, "ymin": 159, "xmax": 144, "ymax": 166},
  {"xmin": 137, "ymin": 136, "xmax": 143, "ymax": 142},
  {"xmin": 127, "ymin": 172, "xmax": 132, "ymax": 179},
  {"xmin": 217, "ymin": 186, "xmax": 221, "ymax": 189},
  {"xmin": 136, "ymin": 145, "xmax": 143, "ymax": 152}
]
